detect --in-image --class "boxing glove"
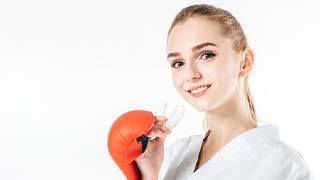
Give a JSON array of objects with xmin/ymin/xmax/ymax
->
[
  {"xmin": 107, "ymin": 110, "xmax": 155, "ymax": 180},
  {"xmin": 107, "ymin": 103, "xmax": 185, "ymax": 179}
]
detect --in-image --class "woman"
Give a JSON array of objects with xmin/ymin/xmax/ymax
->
[{"xmin": 135, "ymin": 4, "xmax": 314, "ymax": 180}]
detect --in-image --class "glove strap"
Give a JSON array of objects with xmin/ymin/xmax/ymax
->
[{"xmin": 136, "ymin": 135, "xmax": 149, "ymax": 153}]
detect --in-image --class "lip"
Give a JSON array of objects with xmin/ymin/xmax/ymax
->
[
  {"xmin": 187, "ymin": 84, "xmax": 212, "ymax": 97},
  {"xmin": 187, "ymin": 84, "xmax": 212, "ymax": 92}
]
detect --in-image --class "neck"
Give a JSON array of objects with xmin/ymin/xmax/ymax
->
[{"xmin": 204, "ymin": 81, "xmax": 257, "ymax": 146}]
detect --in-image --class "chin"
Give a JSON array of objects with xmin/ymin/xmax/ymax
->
[
  {"xmin": 194, "ymin": 104, "xmax": 212, "ymax": 112},
  {"xmin": 187, "ymin": 99, "xmax": 214, "ymax": 112}
]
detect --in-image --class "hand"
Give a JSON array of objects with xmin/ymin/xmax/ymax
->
[{"xmin": 135, "ymin": 115, "xmax": 171, "ymax": 179}]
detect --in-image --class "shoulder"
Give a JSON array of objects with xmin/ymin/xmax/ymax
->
[
  {"xmin": 258, "ymin": 138, "xmax": 314, "ymax": 179},
  {"xmin": 265, "ymin": 138, "xmax": 308, "ymax": 165}
]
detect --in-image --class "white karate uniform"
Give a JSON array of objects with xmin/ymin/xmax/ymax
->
[{"xmin": 159, "ymin": 124, "xmax": 314, "ymax": 180}]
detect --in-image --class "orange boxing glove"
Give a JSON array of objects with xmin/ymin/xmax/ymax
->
[{"xmin": 107, "ymin": 110, "xmax": 155, "ymax": 180}]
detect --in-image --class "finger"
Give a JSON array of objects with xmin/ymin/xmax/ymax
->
[
  {"xmin": 152, "ymin": 124, "xmax": 171, "ymax": 134},
  {"xmin": 160, "ymin": 125, "xmax": 171, "ymax": 134},
  {"xmin": 146, "ymin": 128, "xmax": 167, "ymax": 139},
  {"xmin": 146, "ymin": 124, "xmax": 171, "ymax": 141},
  {"xmin": 154, "ymin": 115, "xmax": 168, "ymax": 125},
  {"xmin": 152, "ymin": 123, "xmax": 163, "ymax": 129}
]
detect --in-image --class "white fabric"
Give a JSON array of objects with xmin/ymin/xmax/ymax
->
[{"xmin": 159, "ymin": 124, "xmax": 314, "ymax": 180}]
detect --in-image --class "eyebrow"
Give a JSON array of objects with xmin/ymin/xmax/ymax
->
[{"xmin": 167, "ymin": 42, "xmax": 218, "ymax": 59}]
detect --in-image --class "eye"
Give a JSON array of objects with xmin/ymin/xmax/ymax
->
[
  {"xmin": 170, "ymin": 60, "xmax": 184, "ymax": 69},
  {"xmin": 199, "ymin": 51, "xmax": 216, "ymax": 60}
]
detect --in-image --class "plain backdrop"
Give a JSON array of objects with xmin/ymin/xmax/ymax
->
[{"xmin": 0, "ymin": 0, "xmax": 319, "ymax": 179}]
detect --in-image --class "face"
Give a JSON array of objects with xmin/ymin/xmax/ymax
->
[{"xmin": 166, "ymin": 17, "xmax": 246, "ymax": 112}]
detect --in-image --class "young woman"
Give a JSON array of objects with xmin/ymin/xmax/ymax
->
[{"xmin": 135, "ymin": 4, "xmax": 314, "ymax": 180}]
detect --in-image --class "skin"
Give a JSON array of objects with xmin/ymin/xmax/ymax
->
[
  {"xmin": 135, "ymin": 16, "xmax": 258, "ymax": 179},
  {"xmin": 135, "ymin": 115, "xmax": 171, "ymax": 180},
  {"xmin": 166, "ymin": 17, "xmax": 257, "ymax": 171}
]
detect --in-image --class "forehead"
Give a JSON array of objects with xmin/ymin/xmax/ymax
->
[{"xmin": 167, "ymin": 17, "xmax": 230, "ymax": 52}]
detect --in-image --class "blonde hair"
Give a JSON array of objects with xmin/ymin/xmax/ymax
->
[{"xmin": 167, "ymin": 4, "xmax": 257, "ymax": 131}]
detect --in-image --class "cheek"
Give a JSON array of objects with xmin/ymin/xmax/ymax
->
[
  {"xmin": 214, "ymin": 60, "xmax": 239, "ymax": 96},
  {"xmin": 200, "ymin": 63, "xmax": 222, "ymax": 83},
  {"xmin": 210, "ymin": 56, "xmax": 238, "ymax": 80},
  {"xmin": 203, "ymin": 60, "xmax": 238, "ymax": 93},
  {"xmin": 171, "ymin": 71, "xmax": 183, "ymax": 90},
  {"xmin": 201, "ymin": 65, "xmax": 218, "ymax": 78}
]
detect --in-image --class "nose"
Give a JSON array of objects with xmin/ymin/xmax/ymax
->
[{"xmin": 185, "ymin": 62, "xmax": 202, "ymax": 82}]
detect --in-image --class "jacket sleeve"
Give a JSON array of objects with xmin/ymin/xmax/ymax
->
[{"xmin": 285, "ymin": 152, "xmax": 315, "ymax": 180}]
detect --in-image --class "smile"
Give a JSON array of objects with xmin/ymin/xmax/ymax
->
[{"xmin": 188, "ymin": 84, "xmax": 212, "ymax": 97}]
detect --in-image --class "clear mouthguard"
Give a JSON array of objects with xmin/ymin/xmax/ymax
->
[
  {"xmin": 148, "ymin": 101, "xmax": 185, "ymax": 140},
  {"xmin": 154, "ymin": 100, "xmax": 185, "ymax": 130}
]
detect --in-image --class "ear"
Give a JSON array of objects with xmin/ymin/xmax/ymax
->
[{"xmin": 238, "ymin": 48, "xmax": 254, "ymax": 78}]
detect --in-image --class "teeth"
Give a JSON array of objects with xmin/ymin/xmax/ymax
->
[{"xmin": 190, "ymin": 85, "xmax": 209, "ymax": 93}]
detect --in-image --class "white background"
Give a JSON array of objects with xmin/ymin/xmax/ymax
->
[{"xmin": 0, "ymin": 0, "xmax": 319, "ymax": 179}]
